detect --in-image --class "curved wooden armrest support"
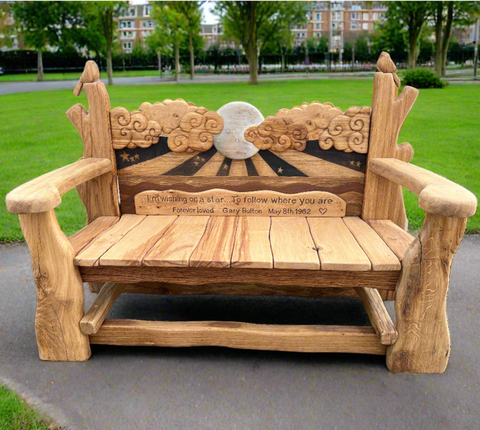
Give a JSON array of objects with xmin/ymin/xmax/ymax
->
[
  {"xmin": 6, "ymin": 158, "xmax": 113, "ymax": 214},
  {"xmin": 369, "ymin": 158, "xmax": 477, "ymax": 218}
]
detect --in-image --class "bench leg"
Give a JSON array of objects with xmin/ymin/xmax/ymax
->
[
  {"xmin": 19, "ymin": 210, "xmax": 91, "ymax": 361},
  {"xmin": 387, "ymin": 213, "xmax": 466, "ymax": 373}
]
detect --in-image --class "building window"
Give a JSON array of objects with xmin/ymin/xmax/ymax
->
[
  {"xmin": 316, "ymin": 23, "xmax": 321, "ymax": 29},
  {"xmin": 144, "ymin": 5, "xmax": 152, "ymax": 17},
  {"xmin": 332, "ymin": 11, "xmax": 341, "ymax": 21},
  {"xmin": 351, "ymin": 4, "xmax": 361, "ymax": 10},
  {"xmin": 147, "ymin": 20, "xmax": 153, "ymax": 27},
  {"xmin": 351, "ymin": 22, "xmax": 358, "ymax": 30},
  {"xmin": 362, "ymin": 22, "xmax": 369, "ymax": 30},
  {"xmin": 123, "ymin": 42, "xmax": 132, "ymax": 50},
  {"xmin": 351, "ymin": 12, "xmax": 359, "ymax": 20},
  {"xmin": 316, "ymin": 12, "xmax": 322, "ymax": 21},
  {"xmin": 363, "ymin": 12, "xmax": 369, "ymax": 20},
  {"xmin": 129, "ymin": 8, "xmax": 136, "ymax": 17},
  {"xmin": 332, "ymin": 22, "xmax": 338, "ymax": 30}
]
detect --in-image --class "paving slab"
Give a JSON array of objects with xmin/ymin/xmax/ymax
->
[{"xmin": 0, "ymin": 236, "xmax": 479, "ymax": 430}]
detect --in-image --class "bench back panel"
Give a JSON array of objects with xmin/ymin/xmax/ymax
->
[{"xmin": 112, "ymin": 99, "xmax": 371, "ymax": 216}]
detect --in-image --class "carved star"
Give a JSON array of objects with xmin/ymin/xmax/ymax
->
[
  {"xmin": 129, "ymin": 156, "xmax": 136, "ymax": 162},
  {"xmin": 120, "ymin": 152, "xmax": 130, "ymax": 162},
  {"xmin": 134, "ymin": 154, "xmax": 140, "ymax": 160},
  {"xmin": 356, "ymin": 161, "xmax": 361, "ymax": 167},
  {"xmin": 350, "ymin": 161, "xmax": 355, "ymax": 166},
  {"xmin": 222, "ymin": 164, "xmax": 229, "ymax": 170},
  {"xmin": 278, "ymin": 167, "xmax": 283, "ymax": 174},
  {"xmin": 195, "ymin": 156, "xmax": 201, "ymax": 160},
  {"xmin": 194, "ymin": 161, "xmax": 199, "ymax": 166},
  {"xmin": 200, "ymin": 157, "xmax": 205, "ymax": 162}
]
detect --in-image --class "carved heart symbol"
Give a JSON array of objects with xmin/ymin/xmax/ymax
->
[{"xmin": 319, "ymin": 208, "xmax": 327, "ymax": 215}]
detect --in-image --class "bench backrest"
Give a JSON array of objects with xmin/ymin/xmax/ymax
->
[{"xmin": 67, "ymin": 52, "xmax": 418, "ymax": 229}]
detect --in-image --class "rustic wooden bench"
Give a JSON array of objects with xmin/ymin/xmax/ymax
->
[{"xmin": 6, "ymin": 52, "xmax": 477, "ymax": 373}]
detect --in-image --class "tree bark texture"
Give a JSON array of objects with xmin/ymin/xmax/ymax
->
[
  {"xmin": 175, "ymin": 40, "xmax": 180, "ymax": 82},
  {"xmin": 189, "ymin": 34, "xmax": 194, "ymax": 80},
  {"xmin": 37, "ymin": 51, "xmax": 44, "ymax": 82}
]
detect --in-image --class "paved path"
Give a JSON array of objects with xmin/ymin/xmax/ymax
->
[
  {"xmin": 2, "ymin": 71, "xmax": 478, "ymax": 95},
  {"xmin": 1, "ymin": 236, "xmax": 479, "ymax": 430}
]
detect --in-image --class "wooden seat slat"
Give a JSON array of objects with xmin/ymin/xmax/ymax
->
[
  {"xmin": 365, "ymin": 220, "xmax": 415, "ymax": 261},
  {"xmin": 69, "ymin": 216, "xmax": 119, "ymax": 254},
  {"xmin": 270, "ymin": 217, "xmax": 320, "ymax": 270},
  {"xmin": 143, "ymin": 216, "xmax": 210, "ymax": 267},
  {"xmin": 189, "ymin": 216, "xmax": 239, "ymax": 268},
  {"xmin": 74, "ymin": 214, "xmax": 146, "ymax": 267},
  {"xmin": 231, "ymin": 217, "xmax": 273, "ymax": 269},
  {"xmin": 343, "ymin": 217, "xmax": 401, "ymax": 271},
  {"xmin": 308, "ymin": 217, "xmax": 371, "ymax": 271},
  {"xmin": 99, "ymin": 215, "xmax": 177, "ymax": 266}
]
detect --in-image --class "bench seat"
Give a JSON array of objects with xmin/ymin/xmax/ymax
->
[{"xmin": 70, "ymin": 215, "xmax": 414, "ymax": 271}]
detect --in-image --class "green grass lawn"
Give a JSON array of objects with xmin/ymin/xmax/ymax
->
[
  {"xmin": 0, "ymin": 78, "xmax": 479, "ymax": 241},
  {"xmin": 0, "ymin": 385, "xmax": 58, "ymax": 429}
]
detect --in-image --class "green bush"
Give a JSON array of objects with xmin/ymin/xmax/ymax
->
[{"xmin": 403, "ymin": 68, "xmax": 447, "ymax": 88}]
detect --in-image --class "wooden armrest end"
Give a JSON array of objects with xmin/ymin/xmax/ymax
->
[
  {"xmin": 369, "ymin": 158, "xmax": 477, "ymax": 218},
  {"xmin": 6, "ymin": 158, "xmax": 113, "ymax": 214}
]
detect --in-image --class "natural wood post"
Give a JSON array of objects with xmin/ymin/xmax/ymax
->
[
  {"xmin": 19, "ymin": 210, "xmax": 91, "ymax": 361},
  {"xmin": 362, "ymin": 52, "xmax": 419, "ymax": 230},
  {"xmin": 387, "ymin": 213, "xmax": 467, "ymax": 373}
]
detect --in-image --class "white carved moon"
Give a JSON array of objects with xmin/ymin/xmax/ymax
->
[{"xmin": 213, "ymin": 102, "xmax": 264, "ymax": 160}]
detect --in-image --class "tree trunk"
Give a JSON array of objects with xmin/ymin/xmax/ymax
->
[
  {"xmin": 157, "ymin": 50, "xmax": 162, "ymax": 79},
  {"xmin": 107, "ymin": 43, "xmax": 113, "ymax": 86},
  {"xmin": 247, "ymin": 41, "xmax": 258, "ymax": 85},
  {"xmin": 175, "ymin": 40, "xmax": 180, "ymax": 82},
  {"xmin": 37, "ymin": 50, "xmax": 44, "ymax": 82},
  {"xmin": 441, "ymin": 2, "xmax": 454, "ymax": 77},
  {"xmin": 189, "ymin": 34, "xmax": 194, "ymax": 80},
  {"xmin": 434, "ymin": 2, "xmax": 443, "ymax": 76}
]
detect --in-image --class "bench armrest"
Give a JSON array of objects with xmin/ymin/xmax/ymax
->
[
  {"xmin": 6, "ymin": 158, "xmax": 113, "ymax": 214},
  {"xmin": 369, "ymin": 158, "xmax": 477, "ymax": 218}
]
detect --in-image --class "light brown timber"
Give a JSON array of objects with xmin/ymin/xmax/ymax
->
[
  {"xmin": 99, "ymin": 216, "xmax": 177, "ymax": 266},
  {"xmin": 6, "ymin": 158, "xmax": 112, "ymax": 214},
  {"xmin": 343, "ymin": 216, "xmax": 401, "ymax": 271},
  {"xmin": 90, "ymin": 319, "xmax": 386, "ymax": 355},
  {"xmin": 19, "ymin": 210, "xmax": 90, "ymax": 361},
  {"xmin": 387, "ymin": 213, "xmax": 467, "ymax": 373},
  {"xmin": 143, "ymin": 216, "xmax": 209, "ymax": 267},
  {"xmin": 369, "ymin": 158, "xmax": 477, "ymax": 218},
  {"xmin": 270, "ymin": 217, "xmax": 320, "ymax": 270},
  {"xmin": 69, "ymin": 216, "xmax": 119, "ymax": 254},
  {"xmin": 362, "ymin": 52, "xmax": 419, "ymax": 229},
  {"xmin": 366, "ymin": 220, "xmax": 415, "ymax": 261},
  {"xmin": 307, "ymin": 217, "xmax": 371, "ymax": 271},
  {"xmin": 79, "ymin": 266, "xmax": 399, "ymax": 289},
  {"xmin": 74, "ymin": 215, "xmax": 146, "ymax": 266},
  {"xmin": 354, "ymin": 287, "xmax": 398, "ymax": 345},
  {"xmin": 80, "ymin": 282, "xmax": 124, "ymax": 335},
  {"xmin": 231, "ymin": 217, "xmax": 273, "ymax": 269}
]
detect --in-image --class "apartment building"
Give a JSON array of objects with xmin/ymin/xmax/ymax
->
[
  {"xmin": 116, "ymin": 3, "xmax": 154, "ymax": 53},
  {"xmin": 0, "ymin": 1, "xmax": 22, "ymax": 51}
]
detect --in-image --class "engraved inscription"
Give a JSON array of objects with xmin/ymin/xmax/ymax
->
[{"xmin": 135, "ymin": 189, "xmax": 346, "ymax": 217}]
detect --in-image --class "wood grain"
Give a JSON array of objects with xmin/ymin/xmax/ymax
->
[
  {"xmin": 231, "ymin": 217, "xmax": 273, "ymax": 268},
  {"xmin": 343, "ymin": 216, "xmax": 401, "ymax": 271},
  {"xmin": 74, "ymin": 215, "xmax": 146, "ymax": 266},
  {"xmin": 69, "ymin": 216, "xmax": 119, "ymax": 254},
  {"xmin": 79, "ymin": 266, "xmax": 399, "ymax": 289},
  {"xmin": 19, "ymin": 210, "xmax": 90, "ymax": 361},
  {"xmin": 362, "ymin": 53, "xmax": 419, "ymax": 229},
  {"xmin": 118, "ymin": 175, "xmax": 364, "ymax": 216},
  {"xmin": 143, "ymin": 216, "xmax": 209, "ymax": 267},
  {"xmin": 369, "ymin": 158, "xmax": 477, "ymax": 218},
  {"xmin": 308, "ymin": 218, "xmax": 371, "ymax": 271},
  {"xmin": 365, "ymin": 220, "xmax": 415, "ymax": 261},
  {"xmin": 6, "ymin": 158, "xmax": 112, "ymax": 214},
  {"xmin": 99, "ymin": 216, "xmax": 177, "ymax": 266},
  {"xmin": 355, "ymin": 287, "xmax": 398, "ymax": 345},
  {"xmin": 270, "ymin": 217, "xmax": 320, "ymax": 270},
  {"xmin": 387, "ymin": 214, "xmax": 467, "ymax": 373},
  {"xmin": 135, "ymin": 189, "xmax": 346, "ymax": 218},
  {"xmin": 91, "ymin": 319, "xmax": 386, "ymax": 355},
  {"xmin": 189, "ymin": 217, "xmax": 238, "ymax": 268},
  {"xmin": 80, "ymin": 282, "xmax": 124, "ymax": 335}
]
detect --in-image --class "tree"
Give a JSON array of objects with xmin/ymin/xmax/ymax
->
[
  {"xmin": 432, "ymin": 2, "xmax": 477, "ymax": 76},
  {"xmin": 386, "ymin": 2, "xmax": 433, "ymax": 69},
  {"xmin": 146, "ymin": 16, "xmax": 173, "ymax": 79},
  {"xmin": 215, "ymin": 1, "xmax": 307, "ymax": 85},
  {"xmin": 170, "ymin": 2, "xmax": 201, "ymax": 80},
  {"xmin": 83, "ymin": 2, "xmax": 126, "ymax": 86},
  {"xmin": 371, "ymin": 18, "xmax": 408, "ymax": 65},
  {"xmin": 0, "ymin": 9, "xmax": 15, "ymax": 50}
]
